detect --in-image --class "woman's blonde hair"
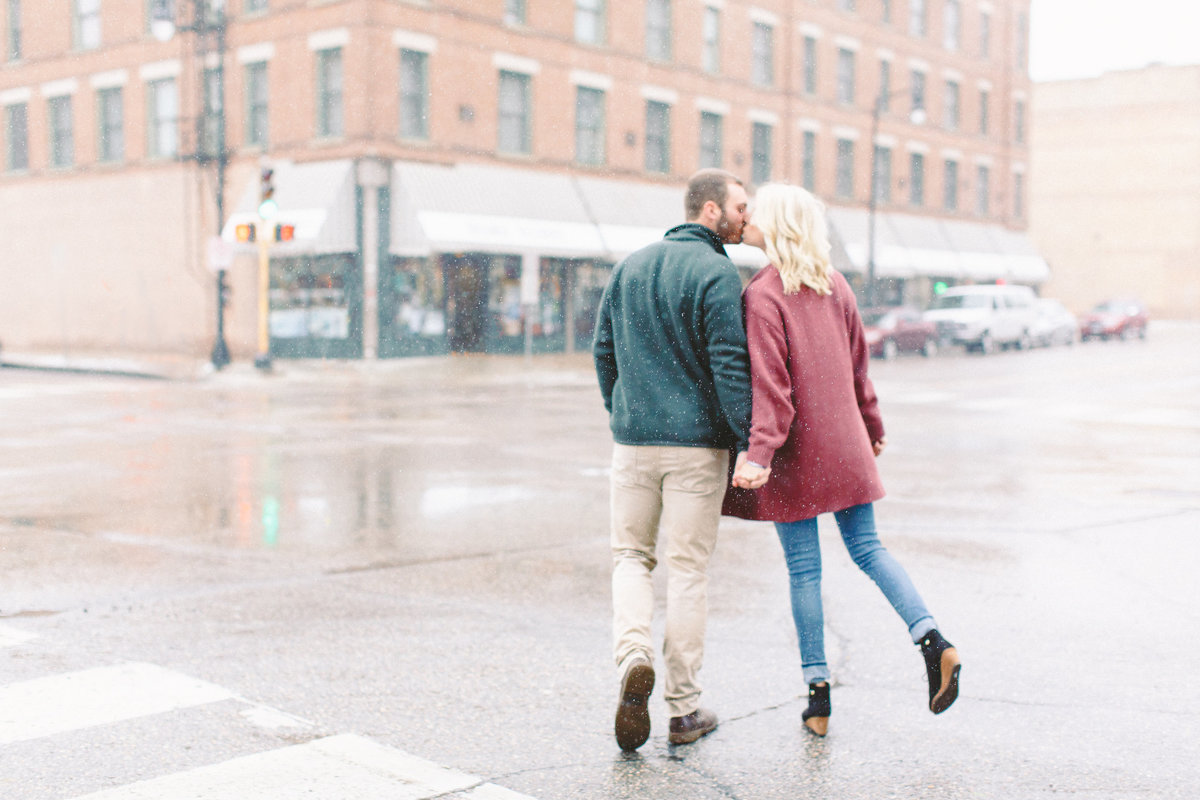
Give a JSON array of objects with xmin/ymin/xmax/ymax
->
[{"xmin": 752, "ymin": 183, "xmax": 834, "ymax": 296}]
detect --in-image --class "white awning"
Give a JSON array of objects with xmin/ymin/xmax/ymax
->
[
  {"xmin": 890, "ymin": 213, "xmax": 963, "ymax": 279},
  {"xmin": 826, "ymin": 206, "xmax": 916, "ymax": 277},
  {"xmin": 990, "ymin": 227, "xmax": 1052, "ymax": 283},
  {"xmin": 391, "ymin": 161, "xmax": 606, "ymax": 258},
  {"xmin": 940, "ymin": 218, "xmax": 1009, "ymax": 281},
  {"xmin": 221, "ymin": 159, "xmax": 357, "ymax": 255}
]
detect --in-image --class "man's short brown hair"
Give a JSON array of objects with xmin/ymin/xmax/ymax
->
[{"xmin": 685, "ymin": 169, "xmax": 744, "ymax": 221}]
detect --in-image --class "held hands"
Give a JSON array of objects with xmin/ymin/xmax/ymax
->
[
  {"xmin": 733, "ymin": 451, "xmax": 771, "ymax": 490},
  {"xmin": 872, "ymin": 436, "xmax": 888, "ymax": 457}
]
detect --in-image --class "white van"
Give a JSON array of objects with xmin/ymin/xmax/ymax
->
[{"xmin": 922, "ymin": 285, "xmax": 1038, "ymax": 354}]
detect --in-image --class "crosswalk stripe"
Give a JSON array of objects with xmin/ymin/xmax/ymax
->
[
  {"xmin": 63, "ymin": 733, "xmax": 537, "ymax": 800},
  {"xmin": 0, "ymin": 623, "xmax": 38, "ymax": 647},
  {"xmin": 0, "ymin": 661, "xmax": 234, "ymax": 745}
]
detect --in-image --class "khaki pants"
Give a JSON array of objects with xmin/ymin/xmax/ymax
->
[{"xmin": 610, "ymin": 443, "xmax": 729, "ymax": 718}]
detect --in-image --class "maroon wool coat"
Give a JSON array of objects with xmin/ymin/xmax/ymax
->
[{"xmin": 722, "ymin": 266, "xmax": 886, "ymax": 522}]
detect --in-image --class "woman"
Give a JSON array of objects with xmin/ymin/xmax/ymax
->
[{"xmin": 723, "ymin": 183, "xmax": 960, "ymax": 737}]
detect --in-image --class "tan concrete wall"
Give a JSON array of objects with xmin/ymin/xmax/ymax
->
[{"xmin": 1030, "ymin": 65, "xmax": 1200, "ymax": 319}]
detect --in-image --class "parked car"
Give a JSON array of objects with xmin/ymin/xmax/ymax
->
[
  {"xmin": 862, "ymin": 307, "xmax": 939, "ymax": 359},
  {"xmin": 1080, "ymin": 299, "xmax": 1148, "ymax": 341},
  {"xmin": 922, "ymin": 284, "xmax": 1037, "ymax": 353},
  {"xmin": 1029, "ymin": 298, "xmax": 1078, "ymax": 347}
]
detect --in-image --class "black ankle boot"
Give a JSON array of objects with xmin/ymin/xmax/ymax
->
[
  {"xmin": 801, "ymin": 682, "xmax": 831, "ymax": 736},
  {"xmin": 919, "ymin": 629, "xmax": 961, "ymax": 714}
]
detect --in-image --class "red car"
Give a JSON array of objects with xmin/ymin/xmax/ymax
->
[
  {"xmin": 862, "ymin": 307, "xmax": 939, "ymax": 359},
  {"xmin": 1080, "ymin": 299, "xmax": 1148, "ymax": 341}
]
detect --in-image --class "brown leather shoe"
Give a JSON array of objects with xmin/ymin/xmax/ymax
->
[
  {"xmin": 614, "ymin": 658, "xmax": 655, "ymax": 751},
  {"xmin": 668, "ymin": 707, "xmax": 718, "ymax": 744}
]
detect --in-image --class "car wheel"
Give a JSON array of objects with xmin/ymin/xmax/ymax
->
[
  {"xmin": 1120, "ymin": 326, "xmax": 1133, "ymax": 341},
  {"xmin": 921, "ymin": 337, "xmax": 938, "ymax": 358},
  {"xmin": 1138, "ymin": 325, "xmax": 1147, "ymax": 340},
  {"xmin": 1017, "ymin": 330, "xmax": 1033, "ymax": 350},
  {"xmin": 882, "ymin": 339, "xmax": 899, "ymax": 361},
  {"xmin": 979, "ymin": 332, "xmax": 995, "ymax": 355}
]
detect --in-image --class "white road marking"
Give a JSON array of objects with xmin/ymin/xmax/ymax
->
[
  {"xmin": 64, "ymin": 733, "xmax": 537, "ymax": 800},
  {"xmin": 0, "ymin": 661, "xmax": 233, "ymax": 745},
  {"xmin": 0, "ymin": 622, "xmax": 38, "ymax": 647}
]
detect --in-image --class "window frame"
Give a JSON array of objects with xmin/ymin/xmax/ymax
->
[
  {"xmin": 702, "ymin": 5, "xmax": 720, "ymax": 74},
  {"xmin": 4, "ymin": 101, "xmax": 29, "ymax": 171},
  {"xmin": 574, "ymin": 85, "xmax": 606, "ymax": 166},
  {"xmin": 400, "ymin": 48, "xmax": 430, "ymax": 141},
  {"xmin": 751, "ymin": 121, "xmax": 772, "ymax": 185},
  {"xmin": 575, "ymin": 0, "xmax": 606, "ymax": 46},
  {"xmin": 835, "ymin": 138, "xmax": 854, "ymax": 199},
  {"xmin": 644, "ymin": 99, "xmax": 670, "ymax": 174},
  {"xmin": 146, "ymin": 76, "xmax": 178, "ymax": 159},
  {"xmin": 645, "ymin": 0, "xmax": 671, "ymax": 62},
  {"xmin": 96, "ymin": 86, "xmax": 124, "ymax": 163},
  {"xmin": 943, "ymin": 159, "xmax": 958, "ymax": 211},
  {"xmin": 497, "ymin": 69, "xmax": 532, "ymax": 155},
  {"xmin": 751, "ymin": 21, "xmax": 774, "ymax": 87},
  {"xmin": 698, "ymin": 110, "xmax": 723, "ymax": 169},
  {"xmin": 836, "ymin": 47, "xmax": 855, "ymax": 105},
  {"xmin": 315, "ymin": 47, "xmax": 344, "ymax": 139},
  {"xmin": 908, "ymin": 151, "xmax": 925, "ymax": 206},
  {"xmin": 47, "ymin": 94, "xmax": 75, "ymax": 168},
  {"xmin": 244, "ymin": 60, "xmax": 269, "ymax": 147}
]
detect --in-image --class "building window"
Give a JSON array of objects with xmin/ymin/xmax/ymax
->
[
  {"xmin": 644, "ymin": 100, "xmax": 670, "ymax": 173},
  {"xmin": 199, "ymin": 66, "xmax": 223, "ymax": 158},
  {"xmin": 944, "ymin": 80, "xmax": 959, "ymax": 130},
  {"xmin": 316, "ymin": 47, "xmax": 343, "ymax": 138},
  {"xmin": 751, "ymin": 121, "xmax": 772, "ymax": 185},
  {"xmin": 6, "ymin": 0, "xmax": 20, "ymax": 61},
  {"xmin": 147, "ymin": 77, "xmax": 178, "ymax": 158},
  {"xmin": 881, "ymin": 0, "xmax": 891, "ymax": 24},
  {"xmin": 836, "ymin": 48, "xmax": 855, "ymax": 105},
  {"xmin": 980, "ymin": 12, "xmax": 991, "ymax": 58},
  {"xmin": 400, "ymin": 49, "xmax": 429, "ymax": 140},
  {"xmin": 909, "ymin": 0, "xmax": 926, "ymax": 37},
  {"xmin": 1013, "ymin": 172, "xmax": 1024, "ymax": 218},
  {"xmin": 698, "ymin": 111, "xmax": 722, "ymax": 168},
  {"xmin": 979, "ymin": 89, "xmax": 989, "ymax": 135},
  {"xmin": 909, "ymin": 152, "xmax": 924, "ymax": 206},
  {"xmin": 1016, "ymin": 11, "xmax": 1028, "ymax": 68},
  {"xmin": 839, "ymin": 0, "xmax": 855, "ymax": 11},
  {"xmin": 910, "ymin": 70, "xmax": 925, "ymax": 116},
  {"xmin": 245, "ymin": 61, "xmax": 268, "ymax": 147},
  {"xmin": 872, "ymin": 145, "xmax": 891, "ymax": 203},
  {"xmin": 97, "ymin": 86, "xmax": 123, "ymax": 163},
  {"xmin": 645, "ymin": 0, "xmax": 671, "ymax": 61},
  {"xmin": 803, "ymin": 36, "xmax": 817, "ymax": 94},
  {"xmin": 943, "ymin": 0, "xmax": 960, "ymax": 51},
  {"xmin": 835, "ymin": 138, "xmax": 854, "ymax": 199},
  {"xmin": 4, "ymin": 102, "xmax": 28, "ymax": 171},
  {"xmin": 575, "ymin": 86, "xmax": 605, "ymax": 166},
  {"xmin": 976, "ymin": 164, "xmax": 990, "ymax": 215},
  {"xmin": 1014, "ymin": 99, "xmax": 1026, "ymax": 143},
  {"xmin": 575, "ymin": 0, "xmax": 605, "ymax": 45},
  {"xmin": 702, "ymin": 6, "xmax": 719, "ymax": 74},
  {"xmin": 878, "ymin": 60, "xmax": 891, "ymax": 111},
  {"xmin": 801, "ymin": 130, "xmax": 816, "ymax": 190},
  {"xmin": 751, "ymin": 22, "xmax": 774, "ymax": 87},
  {"xmin": 943, "ymin": 159, "xmax": 958, "ymax": 211},
  {"xmin": 498, "ymin": 70, "xmax": 531, "ymax": 154},
  {"xmin": 47, "ymin": 95, "xmax": 74, "ymax": 167},
  {"xmin": 73, "ymin": 0, "xmax": 101, "ymax": 50},
  {"xmin": 504, "ymin": 0, "xmax": 525, "ymax": 25}
]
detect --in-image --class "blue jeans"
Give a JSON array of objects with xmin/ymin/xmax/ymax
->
[{"xmin": 775, "ymin": 503, "xmax": 936, "ymax": 685}]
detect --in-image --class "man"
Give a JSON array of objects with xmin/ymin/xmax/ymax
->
[{"xmin": 593, "ymin": 169, "xmax": 752, "ymax": 751}]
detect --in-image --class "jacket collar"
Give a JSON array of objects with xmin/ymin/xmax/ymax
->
[{"xmin": 664, "ymin": 223, "xmax": 729, "ymax": 257}]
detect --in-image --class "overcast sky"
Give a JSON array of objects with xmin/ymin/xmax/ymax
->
[{"xmin": 1028, "ymin": 0, "xmax": 1200, "ymax": 82}]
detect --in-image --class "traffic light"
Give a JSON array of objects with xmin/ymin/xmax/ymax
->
[
  {"xmin": 258, "ymin": 167, "xmax": 278, "ymax": 219},
  {"xmin": 235, "ymin": 222, "xmax": 256, "ymax": 242},
  {"xmin": 275, "ymin": 224, "xmax": 295, "ymax": 242},
  {"xmin": 933, "ymin": 281, "xmax": 948, "ymax": 295}
]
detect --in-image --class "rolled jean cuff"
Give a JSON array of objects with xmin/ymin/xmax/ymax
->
[
  {"xmin": 908, "ymin": 617, "xmax": 937, "ymax": 644},
  {"xmin": 802, "ymin": 663, "xmax": 830, "ymax": 685}
]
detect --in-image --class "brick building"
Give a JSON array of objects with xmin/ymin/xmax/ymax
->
[
  {"xmin": 1030, "ymin": 64, "xmax": 1200, "ymax": 321},
  {"xmin": 0, "ymin": 0, "xmax": 1043, "ymax": 361}
]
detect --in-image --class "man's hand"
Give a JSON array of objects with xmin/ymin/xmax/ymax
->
[
  {"xmin": 733, "ymin": 451, "xmax": 771, "ymax": 489},
  {"xmin": 872, "ymin": 436, "xmax": 888, "ymax": 457}
]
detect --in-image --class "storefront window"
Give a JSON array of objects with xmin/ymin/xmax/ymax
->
[
  {"xmin": 571, "ymin": 260, "xmax": 611, "ymax": 351},
  {"xmin": 486, "ymin": 256, "xmax": 567, "ymax": 354},
  {"xmin": 268, "ymin": 254, "xmax": 361, "ymax": 358},
  {"xmin": 381, "ymin": 256, "xmax": 447, "ymax": 356}
]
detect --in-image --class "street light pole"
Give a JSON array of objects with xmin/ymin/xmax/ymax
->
[
  {"xmin": 866, "ymin": 87, "xmax": 925, "ymax": 310},
  {"xmin": 152, "ymin": 0, "xmax": 230, "ymax": 369}
]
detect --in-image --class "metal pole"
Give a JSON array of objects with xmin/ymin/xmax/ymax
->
[
  {"xmin": 208, "ymin": 7, "xmax": 230, "ymax": 369},
  {"xmin": 254, "ymin": 229, "xmax": 272, "ymax": 370},
  {"xmin": 866, "ymin": 93, "xmax": 881, "ymax": 310}
]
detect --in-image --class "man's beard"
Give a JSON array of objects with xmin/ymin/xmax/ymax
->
[{"xmin": 716, "ymin": 210, "xmax": 743, "ymax": 245}]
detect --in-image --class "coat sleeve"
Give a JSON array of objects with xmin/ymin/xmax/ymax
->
[
  {"xmin": 592, "ymin": 281, "xmax": 617, "ymax": 414},
  {"xmin": 844, "ymin": 288, "xmax": 886, "ymax": 443},
  {"xmin": 701, "ymin": 268, "xmax": 752, "ymax": 450},
  {"xmin": 745, "ymin": 289, "xmax": 795, "ymax": 468}
]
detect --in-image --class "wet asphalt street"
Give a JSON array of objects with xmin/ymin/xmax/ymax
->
[{"xmin": 2, "ymin": 324, "xmax": 1199, "ymax": 799}]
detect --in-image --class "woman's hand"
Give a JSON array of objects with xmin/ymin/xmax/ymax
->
[
  {"xmin": 733, "ymin": 451, "xmax": 771, "ymax": 489},
  {"xmin": 872, "ymin": 436, "xmax": 888, "ymax": 457}
]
